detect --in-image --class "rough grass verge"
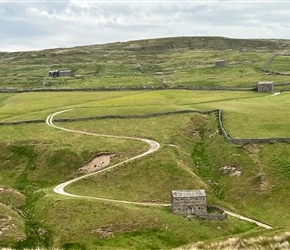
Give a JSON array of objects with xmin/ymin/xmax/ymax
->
[{"xmin": 177, "ymin": 231, "xmax": 290, "ymax": 250}]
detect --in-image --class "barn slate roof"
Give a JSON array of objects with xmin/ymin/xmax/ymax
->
[{"xmin": 171, "ymin": 190, "xmax": 206, "ymax": 198}]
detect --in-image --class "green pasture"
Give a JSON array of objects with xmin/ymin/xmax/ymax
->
[
  {"xmin": 161, "ymin": 51, "xmax": 269, "ymax": 87},
  {"xmin": 268, "ymin": 54, "xmax": 290, "ymax": 74},
  {"xmin": 59, "ymin": 103, "xmax": 290, "ymax": 228},
  {"xmin": 1, "ymin": 90, "xmax": 290, "ymax": 139},
  {"xmin": 1, "ymin": 89, "xmax": 290, "ymax": 249},
  {"xmin": 32, "ymin": 196, "xmax": 258, "ymax": 250}
]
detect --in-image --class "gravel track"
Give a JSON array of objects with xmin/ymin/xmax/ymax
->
[{"xmin": 46, "ymin": 110, "xmax": 167, "ymax": 207}]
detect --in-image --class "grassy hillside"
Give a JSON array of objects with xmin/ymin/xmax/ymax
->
[
  {"xmin": 1, "ymin": 37, "xmax": 290, "ymax": 249},
  {"xmin": 268, "ymin": 54, "xmax": 290, "ymax": 74},
  {"xmin": 1, "ymin": 36, "xmax": 290, "ymax": 90},
  {"xmin": 0, "ymin": 90, "xmax": 290, "ymax": 249}
]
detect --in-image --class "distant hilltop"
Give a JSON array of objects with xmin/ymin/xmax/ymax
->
[
  {"xmin": 2, "ymin": 36, "xmax": 290, "ymax": 54},
  {"xmin": 113, "ymin": 36, "xmax": 290, "ymax": 52}
]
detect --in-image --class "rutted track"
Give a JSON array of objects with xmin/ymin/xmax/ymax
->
[{"xmin": 46, "ymin": 109, "xmax": 272, "ymax": 229}]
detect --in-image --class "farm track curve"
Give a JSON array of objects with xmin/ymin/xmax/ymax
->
[{"xmin": 46, "ymin": 109, "xmax": 272, "ymax": 229}]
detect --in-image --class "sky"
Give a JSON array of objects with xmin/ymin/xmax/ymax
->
[{"xmin": 1, "ymin": 0, "xmax": 290, "ymax": 52}]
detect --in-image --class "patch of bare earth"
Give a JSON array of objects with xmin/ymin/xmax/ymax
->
[
  {"xmin": 78, "ymin": 153, "xmax": 116, "ymax": 173},
  {"xmin": 219, "ymin": 165, "xmax": 242, "ymax": 177},
  {"xmin": 0, "ymin": 215, "xmax": 12, "ymax": 236},
  {"xmin": 0, "ymin": 187, "xmax": 22, "ymax": 195},
  {"xmin": 0, "ymin": 215, "xmax": 24, "ymax": 241},
  {"xmin": 140, "ymin": 199, "xmax": 168, "ymax": 204},
  {"xmin": 176, "ymin": 231, "xmax": 290, "ymax": 250},
  {"xmin": 0, "ymin": 187, "xmax": 25, "ymax": 207},
  {"xmin": 209, "ymin": 129, "xmax": 220, "ymax": 138},
  {"xmin": 90, "ymin": 221, "xmax": 148, "ymax": 238}
]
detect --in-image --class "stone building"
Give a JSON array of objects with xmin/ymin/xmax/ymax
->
[
  {"xmin": 215, "ymin": 60, "xmax": 227, "ymax": 67},
  {"xmin": 48, "ymin": 70, "xmax": 74, "ymax": 77},
  {"xmin": 257, "ymin": 81, "xmax": 274, "ymax": 92},
  {"xmin": 171, "ymin": 190, "xmax": 207, "ymax": 215},
  {"xmin": 48, "ymin": 70, "xmax": 60, "ymax": 77},
  {"xmin": 59, "ymin": 70, "xmax": 74, "ymax": 77},
  {"xmin": 239, "ymin": 48, "xmax": 247, "ymax": 53}
]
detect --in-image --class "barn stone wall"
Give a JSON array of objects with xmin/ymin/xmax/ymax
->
[
  {"xmin": 215, "ymin": 60, "xmax": 227, "ymax": 67},
  {"xmin": 257, "ymin": 82, "xmax": 274, "ymax": 92},
  {"xmin": 197, "ymin": 206, "xmax": 226, "ymax": 220},
  {"xmin": 59, "ymin": 70, "xmax": 74, "ymax": 77},
  {"xmin": 2, "ymin": 107, "xmax": 290, "ymax": 145},
  {"xmin": 171, "ymin": 191, "xmax": 225, "ymax": 220},
  {"xmin": 48, "ymin": 70, "xmax": 74, "ymax": 77},
  {"xmin": 171, "ymin": 195, "xmax": 207, "ymax": 215}
]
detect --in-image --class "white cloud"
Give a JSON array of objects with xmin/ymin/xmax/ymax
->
[{"xmin": 1, "ymin": 1, "xmax": 290, "ymax": 51}]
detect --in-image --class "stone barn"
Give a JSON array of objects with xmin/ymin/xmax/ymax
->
[
  {"xmin": 171, "ymin": 190, "xmax": 207, "ymax": 216},
  {"xmin": 59, "ymin": 70, "xmax": 74, "ymax": 77},
  {"xmin": 257, "ymin": 81, "xmax": 274, "ymax": 92},
  {"xmin": 239, "ymin": 48, "xmax": 247, "ymax": 53},
  {"xmin": 48, "ymin": 70, "xmax": 59, "ymax": 77},
  {"xmin": 215, "ymin": 60, "xmax": 227, "ymax": 67},
  {"xmin": 48, "ymin": 70, "xmax": 74, "ymax": 77}
]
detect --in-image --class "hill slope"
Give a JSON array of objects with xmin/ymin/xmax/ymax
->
[
  {"xmin": 1, "ymin": 37, "xmax": 290, "ymax": 249},
  {"xmin": 1, "ymin": 36, "xmax": 290, "ymax": 90}
]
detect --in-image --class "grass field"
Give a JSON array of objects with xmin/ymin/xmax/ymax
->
[
  {"xmin": 1, "ymin": 36, "xmax": 290, "ymax": 90},
  {"xmin": 268, "ymin": 54, "xmax": 290, "ymax": 74},
  {"xmin": 1, "ymin": 90, "xmax": 290, "ymax": 249},
  {"xmin": 1, "ymin": 37, "xmax": 290, "ymax": 249}
]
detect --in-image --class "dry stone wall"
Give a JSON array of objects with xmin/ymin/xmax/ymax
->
[
  {"xmin": 0, "ymin": 107, "xmax": 290, "ymax": 145},
  {"xmin": 0, "ymin": 120, "xmax": 44, "ymax": 126},
  {"xmin": 264, "ymin": 53, "xmax": 290, "ymax": 76},
  {"xmin": 197, "ymin": 206, "xmax": 226, "ymax": 220},
  {"xmin": 217, "ymin": 109, "xmax": 290, "ymax": 144},
  {"xmin": 0, "ymin": 85, "xmax": 256, "ymax": 93}
]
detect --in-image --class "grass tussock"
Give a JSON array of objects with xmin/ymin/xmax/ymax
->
[
  {"xmin": 0, "ymin": 249, "xmax": 62, "ymax": 250},
  {"xmin": 178, "ymin": 231, "xmax": 290, "ymax": 250}
]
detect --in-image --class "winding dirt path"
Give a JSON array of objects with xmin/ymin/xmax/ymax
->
[
  {"xmin": 46, "ymin": 110, "xmax": 166, "ymax": 207},
  {"xmin": 46, "ymin": 109, "xmax": 272, "ymax": 229},
  {"xmin": 224, "ymin": 211, "xmax": 272, "ymax": 229}
]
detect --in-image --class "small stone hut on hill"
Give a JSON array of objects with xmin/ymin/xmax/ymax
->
[
  {"xmin": 48, "ymin": 70, "xmax": 74, "ymax": 77},
  {"xmin": 171, "ymin": 190, "xmax": 207, "ymax": 215},
  {"xmin": 48, "ymin": 70, "xmax": 60, "ymax": 77},
  {"xmin": 59, "ymin": 70, "xmax": 74, "ymax": 77},
  {"xmin": 215, "ymin": 60, "xmax": 227, "ymax": 67},
  {"xmin": 257, "ymin": 81, "xmax": 274, "ymax": 92}
]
